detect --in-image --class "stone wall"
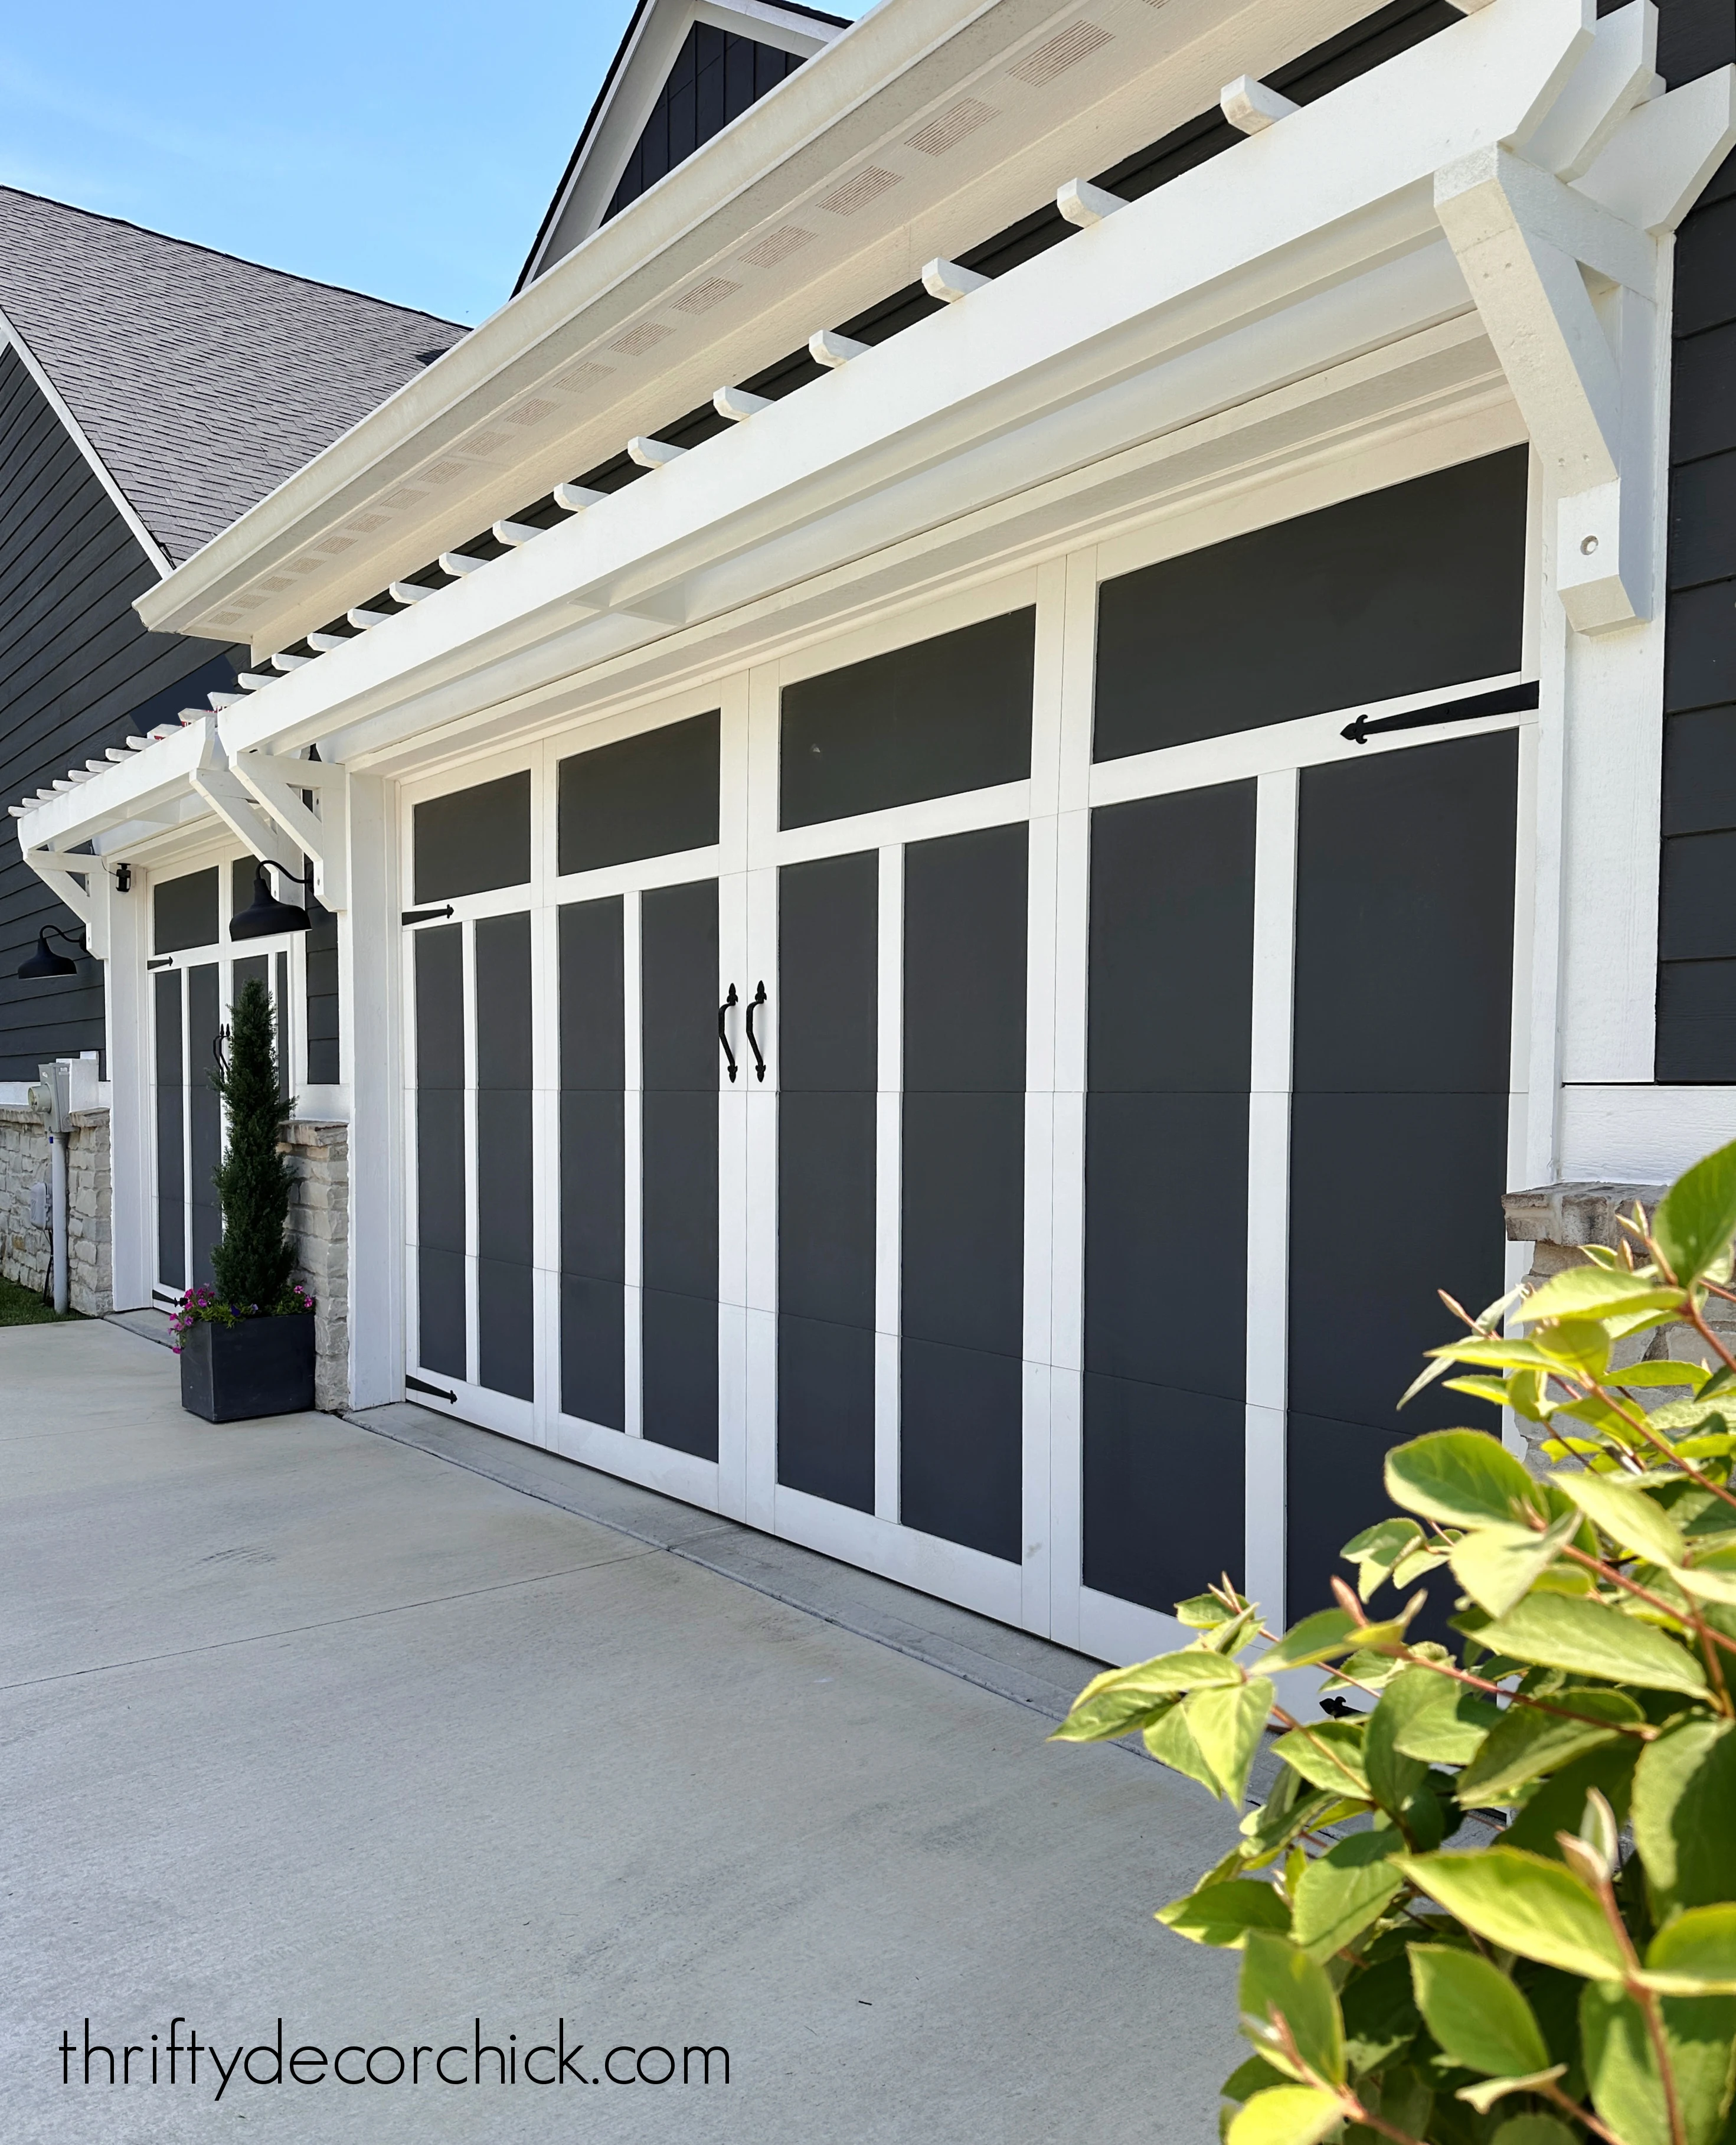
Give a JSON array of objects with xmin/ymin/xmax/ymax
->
[
  {"xmin": 0, "ymin": 1103, "xmax": 112, "ymax": 1315},
  {"xmin": 283, "ymin": 1119, "xmax": 349, "ymax": 1411}
]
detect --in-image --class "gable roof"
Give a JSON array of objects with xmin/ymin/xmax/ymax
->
[
  {"xmin": 0, "ymin": 185, "xmax": 467, "ymax": 572},
  {"xmin": 518, "ymin": 0, "xmax": 849, "ymax": 290}
]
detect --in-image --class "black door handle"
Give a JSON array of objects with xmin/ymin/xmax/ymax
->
[
  {"xmin": 746, "ymin": 981, "xmax": 767, "ymax": 1083},
  {"xmin": 718, "ymin": 983, "xmax": 738, "ymax": 1083}
]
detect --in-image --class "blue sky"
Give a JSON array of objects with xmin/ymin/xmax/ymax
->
[{"xmin": 0, "ymin": 1, "xmax": 871, "ymax": 327}]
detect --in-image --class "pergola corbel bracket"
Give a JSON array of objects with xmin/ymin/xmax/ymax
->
[
  {"xmin": 23, "ymin": 847, "xmax": 110, "ymax": 961},
  {"xmin": 229, "ymin": 750, "xmax": 348, "ymax": 912},
  {"xmin": 1436, "ymin": 142, "xmax": 1655, "ymax": 636},
  {"xmin": 186, "ymin": 755, "xmax": 295, "ymax": 903}
]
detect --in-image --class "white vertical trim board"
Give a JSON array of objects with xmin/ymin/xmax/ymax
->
[
  {"xmin": 1045, "ymin": 547, "xmax": 1098, "ymax": 1651},
  {"xmin": 1020, "ymin": 554, "xmax": 1068, "ymax": 1635},
  {"xmin": 461, "ymin": 918, "xmax": 479, "ymax": 1391},
  {"xmin": 622, "ymin": 888, "xmax": 645, "ymax": 1440},
  {"xmin": 717, "ymin": 845, "xmax": 751, "ymax": 1526},
  {"xmin": 1245, "ymin": 766, "xmax": 1299, "ymax": 1631},
  {"xmin": 874, "ymin": 843, "xmax": 903, "ymax": 1527}
]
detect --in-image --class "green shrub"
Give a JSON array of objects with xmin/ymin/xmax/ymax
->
[
  {"xmin": 169, "ymin": 978, "xmax": 308, "ymax": 1346},
  {"xmin": 1056, "ymin": 1141, "xmax": 1736, "ymax": 2145}
]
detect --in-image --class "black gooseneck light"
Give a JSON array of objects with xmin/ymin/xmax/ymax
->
[
  {"xmin": 230, "ymin": 859, "xmax": 315, "ymax": 941},
  {"xmin": 17, "ymin": 925, "xmax": 86, "ymax": 979}
]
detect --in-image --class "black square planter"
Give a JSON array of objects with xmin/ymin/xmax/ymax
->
[{"xmin": 179, "ymin": 1312, "xmax": 316, "ymax": 1422}]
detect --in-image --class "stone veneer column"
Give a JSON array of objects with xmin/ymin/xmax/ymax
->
[
  {"xmin": 282, "ymin": 1119, "xmax": 351, "ymax": 1410},
  {"xmin": 0, "ymin": 1103, "xmax": 112, "ymax": 1314}
]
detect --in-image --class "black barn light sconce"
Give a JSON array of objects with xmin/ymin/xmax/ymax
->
[
  {"xmin": 230, "ymin": 859, "xmax": 314, "ymax": 941},
  {"xmin": 17, "ymin": 925, "xmax": 86, "ymax": 980}
]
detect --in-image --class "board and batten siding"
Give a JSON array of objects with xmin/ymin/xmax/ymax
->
[
  {"xmin": 0, "ymin": 342, "xmax": 241, "ymax": 1082},
  {"xmin": 1655, "ymin": 0, "xmax": 1736, "ymax": 1079}
]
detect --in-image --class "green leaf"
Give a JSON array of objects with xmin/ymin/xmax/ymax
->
[
  {"xmin": 1614, "ymin": 1360, "xmax": 1715, "ymax": 1392},
  {"xmin": 1290, "ymin": 1831, "xmax": 1405, "ymax": 1962},
  {"xmin": 1478, "ymin": 1594, "xmax": 1709, "ymax": 1696},
  {"xmin": 1633, "ymin": 1721, "xmax": 1736, "ymax": 1915},
  {"xmin": 1457, "ymin": 1690, "xmax": 1646, "ymax": 1805},
  {"xmin": 1669, "ymin": 1562, "xmax": 1736, "ymax": 1607},
  {"xmin": 1489, "ymin": 2117, "xmax": 1577, "ymax": 2145},
  {"xmin": 1223, "ymin": 2055, "xmax": 1293, "ymax": 2105},
  {"xmin": 1192, "ymin": 1679, "xmax": 1276, "ymax": 1805},
  {"xmin": 1522, "ymin": 1264, "xmax": 1685, "ymax": 1323},
  {"xmin": 1225, "ymin": 2051, "xmax": 1294, "ymax": 2102},
  {"xmin": 1653, "ymin": 1137, "xmax": 1736, "ymax": 1287},
  {"xmin": 1271, "ymin": 1721, "xmax": 1371, "ymax": 1801},
  {"xmin": 1652, "ymin": 1396, "xmax": 1736, "ymax": 1436},
  {"xmin": 1240, "ymin": 1932, "xmax": 1346, "ymax": 2086},
  {"xmin": 1502, "ymin": 1739, "xmax": 1641, "ymax": 1860},
  {"xmin": 1394, "ymin": 1848, "xmax": 1626, "ymax": 1980},
  {"xmin": 1644, "ymin": 1904, "xmax": 1736, "ymax": 1996},
  {"xmin": 1450, "ymin": 1516, "xmax": 1578, "ymax": 1618},
  {"xmin": 1054, "ymin": 1648, "xmax": 1245, "ymax": 1741},
  {"xmin": 1261, "ymin": 1608, "xmax": 1409, "ymax": 1674},
  {"xmin": 1410, "ymin": 1944, "xmax": 1552, "ymax": 2077},
  {"xmin": 1343, "ymin": 1516, "xmax": 1424, "ymax": 1601},
  {"xmin": 1364, "ymin": 1680, "xmax": 1429, "ymax": 1818},
  {"xmin": 1456, "ymin": 2069, "xmax": 1570, "ymax": 2116},
  {"xmin": 1145, "ymin": 1699, "xmax": 1224, "ymax": 1796},
  {"xmin": 1447, "ymin": 1373, "xmax": 1523, "ymax": 1410},
  {"xmin": 1159, "ymin": 1879, "xmax": 1293, "ymax": 1950},
  {"xmin": 1581, "ymin": 1984, "xmax": 1669, "ymax": 2145},
  {"xmin": 1376, "ymin": 1667, "xmax": 1502, "ymax": 1765},
  {"xmin": 1554, "ymin": 1473, "xmax": 1688, "ymax": 1566},
  {"xmin": 1394, "ymin": 1543, "xmax": 1454, "ymax": 1592},
  {"xmin": 1531, "ymin": 1319, "xmax": 1613, "ymax": 1379},
  {"xmin": 1178, "ymin": 1589, "xmax": 1253, "ymax": 1631},
  {"xmin": 1387, "ymin": 1430, "xmax": 1540, "ymax": 1529},
  {"xmin": 1240, "ymin": 1768, "xmax": 1362, "ymax": 1867},
  {"xmin": 1342, "ymin": 1954, "xmax": 1420, "ymax": 2076},
  {"xmin": 1372, "ymin": 2064, "xmax": 1435, "ymax": 2138},
  {"xmin": 1581, "ymin": 1974, "xmax": 1736, "ymax": 2145},
  {"xmin": 1224, "ymin": 2085, "xmax": 1344, "ymax": 2145}
]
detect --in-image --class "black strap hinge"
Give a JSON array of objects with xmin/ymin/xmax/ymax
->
[{"xmin": 1341, "ymin": 680, "xmax": 1539, "ymax": 746}]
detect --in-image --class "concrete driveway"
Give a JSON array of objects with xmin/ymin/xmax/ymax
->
[{"xmin": 2, "ymin": 1318, "xmax": 1242, "ymax": 2143}]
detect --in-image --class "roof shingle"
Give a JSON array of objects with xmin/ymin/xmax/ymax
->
[{"xmin": 0, "ymin": 185, "xmax": 467, "ymax": 567}]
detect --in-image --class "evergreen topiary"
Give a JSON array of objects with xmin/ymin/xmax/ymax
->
[{"xmin": 208, "ymin": 977, "xmax": 296, "ymax": 1313}]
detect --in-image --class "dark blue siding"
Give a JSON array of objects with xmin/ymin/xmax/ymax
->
[
  {"xmin": 0, "ymin": 344, "xmax": 241, "ymax": 1080},
  {"xmin": 1655, "ymin": 1, "xmax": 1736, "ymax": 1079}
]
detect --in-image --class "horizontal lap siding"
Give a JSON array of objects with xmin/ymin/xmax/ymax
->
[
  {"xmin": 1655, "ymin": 3, "xmax": 1736, "ymax": 1079},
  {"xmin": 0, "ymin": 346, "xmax": 241, "ymax": 1079}
]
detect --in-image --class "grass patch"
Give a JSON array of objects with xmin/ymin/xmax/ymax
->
[{"xmin": 0, "ymin": 1274, "xmax": 82, "ymax": 1326}]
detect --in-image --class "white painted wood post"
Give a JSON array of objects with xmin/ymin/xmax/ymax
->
[{"xmin": 343, "ymin": 770, "xmax": 404, "ymax": 1408}]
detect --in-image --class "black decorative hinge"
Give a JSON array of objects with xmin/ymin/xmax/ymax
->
[
  {"xmin": 400, "ymin": 906, "xmax": 456, "ymax": 926},
  {"xmin": 406, "ymin": 1374, "xmax": 457, "ymax": 1403},
  {"xmin": 1341, "ymin": 680, "xmax": 1539, "ymax": 746}
]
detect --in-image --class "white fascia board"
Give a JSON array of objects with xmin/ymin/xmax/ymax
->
[
  {"xmin": 217, "ymin": 0, "xmax": 1584, "ymax": 768},
  {"xmin": 136, "ymin": 0, "xmax": 1452, "ymax": 654},
  {"xmin": 695, "ymin": 1, "xmax": 846, "ymax": 58}
]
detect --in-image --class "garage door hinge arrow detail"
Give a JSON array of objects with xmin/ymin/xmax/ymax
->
[{"xmin": 1341, "ymin": 680, "xmax": 1538, "ymax": 746}]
